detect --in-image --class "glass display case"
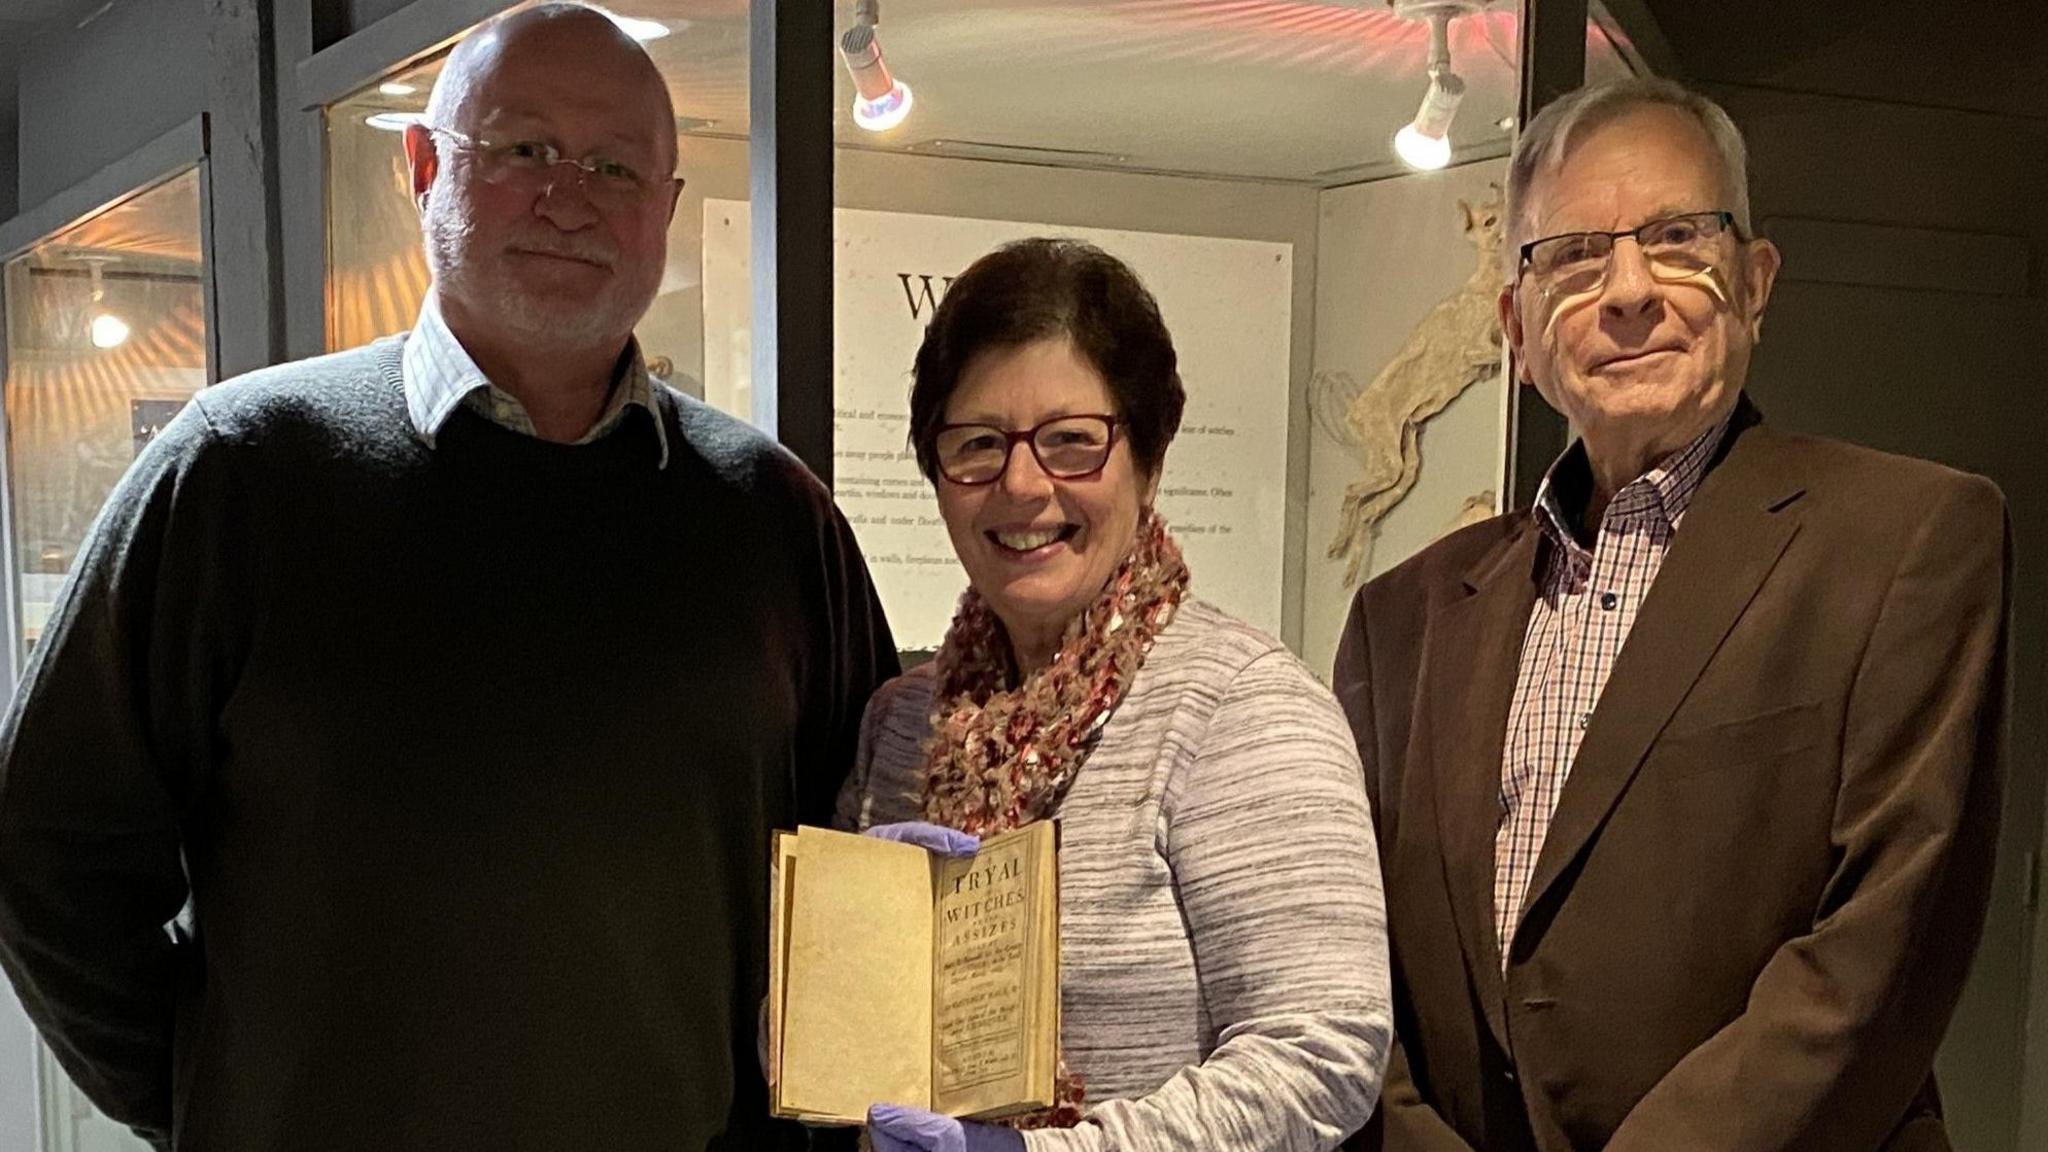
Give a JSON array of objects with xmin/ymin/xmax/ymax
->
[{"xmin": 2, "ymin": 167, "xmax": 210, "ymax": 662}]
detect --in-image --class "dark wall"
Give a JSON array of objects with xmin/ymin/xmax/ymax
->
[
  {"xmin": 1637, "ymin": 3, "xmax": 2048, "ymax": 1149},
  {"xmin": 0, "ymin": 108, "xmax": 17, "ymax": 222},
  {"xmin": 344, "ymin": 0, "xmax": 417, "ymax": 39},
  {"xmin": 1709, "ymin": 75, "xmax": 2047, "ymax": 1152},
  {"xmin": 14, "ymin": 0, "xmax": 207, "ymax": 208},
  {"xmin": 0, "ymin": 32, "xmax": 17, "ymax": 223}
]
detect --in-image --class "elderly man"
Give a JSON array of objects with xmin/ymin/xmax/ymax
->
[
  {"xmin": 0, "ymin": 5, "xmax": 892, "ymax": 1150},
  {"xmin": 1335, "ymin": 77, "xmax": 2009, "ymax": 1151}
]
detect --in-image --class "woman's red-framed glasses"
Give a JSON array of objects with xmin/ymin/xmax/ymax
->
[{"xmin": 930, "ymin": 414, "xmax": 1119, "ymax": 486}]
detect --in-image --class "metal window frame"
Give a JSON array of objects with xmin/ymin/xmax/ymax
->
[{"xmin": 1504, "ymin": 0, "xmax": 1590, "ymax": 509}]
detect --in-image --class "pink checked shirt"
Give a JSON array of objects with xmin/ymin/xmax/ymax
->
[{"xmin": 1493, "ymin": 414, "xmax": 1730, "ymax": 965}]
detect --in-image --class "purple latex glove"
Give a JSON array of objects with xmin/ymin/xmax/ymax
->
[
  {"xmin": 867, "ymin": 1104, "xmax": 1025, "ymax": 1152},
  {"xmin": 864, "ymin": 821, "xmax": 980, "ymax": 858}
]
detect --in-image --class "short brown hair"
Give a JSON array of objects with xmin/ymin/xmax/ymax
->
[{"xmin": 908, "ymin": 238, "xmax": 1185, "ymax": 483}]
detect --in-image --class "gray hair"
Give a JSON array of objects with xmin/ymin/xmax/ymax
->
[{"xmin": 1504, "ymin": 77, "xmax": 1752, "ymax": 271}]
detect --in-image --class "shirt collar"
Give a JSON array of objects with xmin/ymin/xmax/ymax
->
[
  {"xmin": 400, "ymin": 294, "xmax": 670, "ymax": 469},
  {"xmin": 1533, "ymin": 407, "xmax": 1733, "ymax": 551}
]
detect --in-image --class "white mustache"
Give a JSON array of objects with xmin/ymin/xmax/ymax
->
[{"xmin": 505, "ymin": 238, "xmax": 616, "ymax": 268}]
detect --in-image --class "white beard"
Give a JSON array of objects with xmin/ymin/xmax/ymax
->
[{"xmin": 421, "ymin": 184, "xmax": 637, "ymax": 354}]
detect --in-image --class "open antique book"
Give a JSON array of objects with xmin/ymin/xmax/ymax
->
[{"xmin": 769, "ymin": 822, "xmax": 1060, "ymax": 1124}]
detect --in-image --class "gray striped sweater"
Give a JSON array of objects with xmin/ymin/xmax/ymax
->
[{"xmin": 836, "ymin": 599, "xmax": 1391, "ymax": 1151}]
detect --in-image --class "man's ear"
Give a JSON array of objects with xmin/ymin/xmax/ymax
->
[
  {"xmin": 1740, "ymin": 236, "xmax": 1782, "ymax": 341},
  {"xmin": 1497, "ymin": 285, "xmax": 1530, "ymax": 383},
  {"xmin": 402, "ymin": 124, "xmax": 438, "ymax": 209}
]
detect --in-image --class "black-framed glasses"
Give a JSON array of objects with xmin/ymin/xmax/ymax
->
[
  {"xmin": 1517, "ymin": 210, "xmax": 1739, "ymax": 297},
  {"xmin": 424, "ymin": 126, "xmax": 681, "ymax": 201},
  {"xmin": 930, "ymin": 415, "xmax": 1119, "ymax": 486}
]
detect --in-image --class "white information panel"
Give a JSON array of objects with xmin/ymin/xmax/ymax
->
[{"xmin": 702, "ymin": 200, "xmax": 1291, "ymax": 650}]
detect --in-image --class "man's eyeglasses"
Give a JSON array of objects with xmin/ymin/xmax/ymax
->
[
  {"xmin": 930, "ymin": 415, "xmax": 1119, "ymax": 486},
  {"xmin": 424, "ymin": 126, "xmax": 680, "ymax": 202},
  {"xmin": 1517, "ymin": 210, "xmax": 1739, "ymax": 297}
]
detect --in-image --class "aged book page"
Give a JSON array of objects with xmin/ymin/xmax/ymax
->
[
  {"xmin": 931, "ymin": 823, "xmax": 1059, "ymax": 1118},
  {"xmin": 776, "ymin": 828, "xmax": 934, "ymax": 1123},
  {"xmin": 768, "ymin": 832, "xmax": 793, "ymax": 1104}
]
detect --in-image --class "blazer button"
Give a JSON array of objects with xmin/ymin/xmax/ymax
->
[{"xmin": 1503, "ymin": 1067, "xmax": 1519, "ymax": 1084}]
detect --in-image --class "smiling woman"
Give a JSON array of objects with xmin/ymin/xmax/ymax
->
[
  {"xmin": 837, "ymin": 238, "xmax": 1393, "ymax": 1152},
  {"xmin": 906, "ymin": 242, "xmax": 1178, "ymax": 676}
]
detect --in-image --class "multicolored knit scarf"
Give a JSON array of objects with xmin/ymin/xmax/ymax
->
[{"xmin": 919, "ymin": 511, "xmax": 1189, "ymax": 1128}]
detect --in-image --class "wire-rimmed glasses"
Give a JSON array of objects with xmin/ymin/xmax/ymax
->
[
  {"xmin": 930, "ymin": 415, "xmax": 1119, "ymax": 486},
  {"xmin": 1517, "ymin": 210, "xmax": 1739, "ymax": 297},
  {"xmin": 423, "ymin": 126, "xmax": 680, "ymax": 203}
]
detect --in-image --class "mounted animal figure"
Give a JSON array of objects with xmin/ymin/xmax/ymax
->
[{"xmin": 1314, "ymin": 185, "xmax": 1506, "ymax": 584}]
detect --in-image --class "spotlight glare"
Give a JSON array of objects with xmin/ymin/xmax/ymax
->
[
  {"xmin": 607, "ymin": 15, "xmax": 670, "ymax": 42},
  {"xmin": 1394, "ymin": 123, "xmax": 1453, "ymax": 170},
  {"xmin": 378, "ymin": 82, "xmax": 417, "ymax": 96},
  {"xmin": 90, "ymin": 313, "xmax": 130, "ymax": 349},
  {"xmin": 853, "ymin": 82, "xmax": 914, "ymax": 132},
  {"xmin": 365, "ymin": 111, "xmax": 421, "ymax": 132}
]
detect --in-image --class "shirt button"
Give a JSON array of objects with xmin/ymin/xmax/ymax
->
[
  {"xmin": 1578, "ymin": 712, "xmax": 1592, "ymax": 730},
  {"xmin": 1600, "ymin": 592, "xmax": 1618, "ymax": 611}
]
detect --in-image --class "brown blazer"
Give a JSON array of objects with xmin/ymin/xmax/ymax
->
[{"xmin": 1334, "ymin": 401, "xmax": 2010, "ymax": 1152}]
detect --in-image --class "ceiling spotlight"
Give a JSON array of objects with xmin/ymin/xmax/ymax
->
[
  {"xmin": 607, "ymin": 14, "xmax": 670, "ymax": 42},
  {"xmin": 377, "ymin": 81, "xmax": 417, "ymax": 97},
  {"xmin": 82, "ymin": 257, "xmax": 129, "ymax": 349},
  {"xmin": 841, "ymin": 3, "xmax": 913, "ymax": 133},
  {"xmin": 1394, "ymin": 71, "xmax": 1464, "ymax": 170},
  {"xmin": 365, "ymin": 111, "xmax": 422, "ymax": 131},
  {"xmin": 1390, "ymin": 1, "xmax": 1482, "ymax": 171}
]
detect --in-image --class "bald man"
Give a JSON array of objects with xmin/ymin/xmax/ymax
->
[{"xmin": 0, "ymin": 5, "xmax": 894, "ymax": 1149}]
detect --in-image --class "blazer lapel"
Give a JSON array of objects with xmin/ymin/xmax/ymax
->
[
  {"xmin": 1424, "ymin": 515, "xmax": 1541, "ymax": 1052},
  {"xmin": 1515, "ymin": 416, "xmax": 1808, "ymax": 939}
]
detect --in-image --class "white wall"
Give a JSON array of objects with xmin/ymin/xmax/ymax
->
[{"xmin": 1300, "ymin": 160, "xmax": 1511, "ymax": 682}]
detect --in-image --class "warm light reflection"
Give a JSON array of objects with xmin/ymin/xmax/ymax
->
[
  {"xmin": 88, "ymin": 314, "xmax": 131, "ymax": 349},
  {"xmin": 2, "ymin": 169, "xmax": 208, "ymax": 651},
  {"xmin": 608, "ymin": 14, "xmax": 670, "ymax": 41},
  {"xmin": 325, "ymin": 138, "xmax": 433, "ymax": 351},
  {"xmin": 1109, "ymin": 0, "xmax": 1515, "ymax": 76}
]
